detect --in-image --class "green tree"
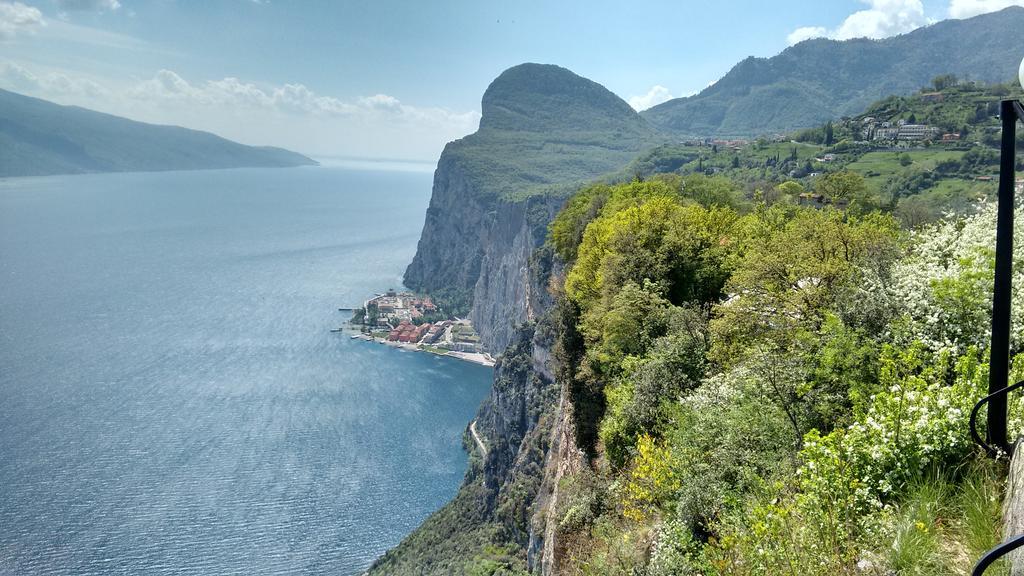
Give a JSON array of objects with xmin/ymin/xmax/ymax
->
[
  {"xmin": 932, "ymin": 74, "xmax": 958, "ymax": 91},
  {"xmin": 816, "ymin": 170, "xmax": 874, "ymax": 208},
  {"xmin": 776, "ymin": 180, "xmax": 805, "ymax": 198}
]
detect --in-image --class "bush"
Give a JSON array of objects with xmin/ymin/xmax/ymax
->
[{"xmin": 798, "ymin": 344, "xmax": 985, "ymax": 516}]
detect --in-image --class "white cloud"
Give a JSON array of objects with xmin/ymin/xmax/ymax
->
[
  {"xmin": 948, "ymin": 0, "xmax": 1024, "ymax": 18},
  {"xmin": 786, "ymin": 0, "xmax": 929, "ymax": 45},
  {"xmin": 787, "ymin": 26, "xmax": 828, "ymax": 45},
  {"xmin": 0, "ymin": 62, "xmax": 104, "ymax": 97},
  {"xmin": 0, "ymin": 62, "xmax": 480, "ymax": 160},
  {"xmin": 627, "ymin": 85, "xmax": 674, "ymax": 111},
  {"xmin": 127, "ymin": 69, "xmax": 479, "ymax": 130},
  {"xmin": 55, "ymin": 0, "xmax": 121, "ymax": 12},
  {"xmin": 0, "ymin": 1, "xmax": 44, "ymax": 41}
]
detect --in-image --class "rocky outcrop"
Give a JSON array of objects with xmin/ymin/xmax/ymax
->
[
  {"xmin": 403, "ymin": 162, "xmax": 562, "ymax": 352},
  {"xmin": 403, "ymin": 154, "xmax": 488, "ymax": 316},
  {"xmin": 469, "ymin": 198, "xmax": 563, "ymax": 353},
  {"xmin": 528, "ymin": 381, "xmax": 587, "ymax": 574},
  {"xmin": 381, "ymin": 63, "xmax": 657, "ymax": 573},
  {"xmin": 403, "ymin": 63, "xmax": 658, "ymax": 353}
]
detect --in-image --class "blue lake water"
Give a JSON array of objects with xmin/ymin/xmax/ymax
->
[{"xmin": 0, "ymin": 166, "xmax": 492, "ymax": 575}]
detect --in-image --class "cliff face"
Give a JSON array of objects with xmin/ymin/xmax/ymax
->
[
  {"xmin": 403, "ymin": 155, "xmax": 563, "ymax": 352},
  {"xmin": 366, "ymin": 255, "xmax": 561, "ymax": 575},
  {"xmin": 403, "ymin": 63, "xmax": 658, "ymax": 352},
  {"xmin": 402, "ymin": 154, "xmax": 488, "ymax": 316},
  {"xmin": 378, "ymin": 63, "xmax": 656, "ymax": 574}
]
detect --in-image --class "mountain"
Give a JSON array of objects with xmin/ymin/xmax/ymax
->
[
  {"xmin": 401, "ymin": 63, "xmax": 660, "ymax": 352},
  {"xmin": 642, "ymin": 6, "xmax": 1024, "ymax": 138},
  {"xmin": 431, "ymin": 63, "xmax": 659, "ymax": 202},
  {"xmin": 0, "ymin": 89, "xmax": 316, "ymax": 177}
]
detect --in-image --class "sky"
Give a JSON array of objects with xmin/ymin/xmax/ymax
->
[{"xmin": 1, "ymin": 0, "xmax": 1022, "ymax": 161}]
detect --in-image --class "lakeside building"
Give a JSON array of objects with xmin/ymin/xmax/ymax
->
[
  {"xmin": 364, "ymin": 290, "xmax": 437, "ymax": 324},
  {"xmin": 382, "ymin": 318, "xmax": 484, "ymax": 352},
  {"xmin": 362, "ymin": 292, "xmax": 485, "ymax": 354}
]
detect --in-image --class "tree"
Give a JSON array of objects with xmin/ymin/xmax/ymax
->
[
  {"xmin": 816, "ymin": 171, "xmax": 873, "ymax": 208},
  {"xmin": 899, "ymin": 153, "xmax": 912, "ymax": 167},
  {"xmin": 711, "ymin": 206, "xmax": 901, "ymax": 361},
  {"xmin": 825, "ymin": 122, "xmax": 835, "ymax": 146},
  {"xmin": 776, "ymin": 181, "xmax": 805, "ymax": 198},
  {"xmin": 932, "ymin": 74, "xmax": 958, "ymax": 91},
  {"xmin": 566, "ymin": 194, "xmax": 738, "ymax": 316}
]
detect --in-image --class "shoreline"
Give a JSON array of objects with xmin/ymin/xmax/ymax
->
[{"xmin": 344, "ymin": 329, "xmax": 496, "ymax": 368}]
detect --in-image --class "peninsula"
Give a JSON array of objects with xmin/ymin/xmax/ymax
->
[{"xmin": 346, "ymin": 289, "xmax": 495, "ymax": 367}]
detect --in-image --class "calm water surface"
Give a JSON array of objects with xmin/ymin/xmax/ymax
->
[{"xmin": 0, "ymin": 166, "xmax": 491, "ymax": 575}]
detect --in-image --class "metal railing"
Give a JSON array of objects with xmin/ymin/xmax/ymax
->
[
  {"xmin": 973, "ymin": 534, "xmax": 1024, "ymax": 576},
  {"xmin": 970, "ymin": 380, "xmax": 1024, "ymax": 456},
  {"xmin": 970, "ymin": 98, "xmax": 1024, "ymax": 575}
]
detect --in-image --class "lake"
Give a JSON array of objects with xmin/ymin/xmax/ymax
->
[{"xmin": 0, "ymin": 166, "xmax": 492, "ymax": 575}]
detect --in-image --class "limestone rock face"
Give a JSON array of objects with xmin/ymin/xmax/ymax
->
[
  {"xmin": 380, "ymin": 62, "xmax": 656, "ymax": 574},
  {"xmin": 403, "ymin": 63, "xmax": 657, "ymax": 353}
]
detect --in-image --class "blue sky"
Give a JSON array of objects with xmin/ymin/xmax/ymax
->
[{"xmin": 1, "ymin": 0, "xmax": 1020, "ymax": 160}]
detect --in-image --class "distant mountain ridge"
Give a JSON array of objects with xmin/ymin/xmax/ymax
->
[
  {"xmin": 642, "ymin": 6, "xmax": 1024, "ymax": 138},
  {"xmin": 0, "ymin": 89, "xmax": 316, "ymax": 178}
]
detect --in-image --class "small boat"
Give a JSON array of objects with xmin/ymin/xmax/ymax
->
[{"xmin": 330, "ymin": 327, "xmax": 344, "ymax": 333}]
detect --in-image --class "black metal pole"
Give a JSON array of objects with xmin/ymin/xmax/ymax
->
[{"xmin": 988, "ymin": 99, "xmax": 1018, "ymax": 454}]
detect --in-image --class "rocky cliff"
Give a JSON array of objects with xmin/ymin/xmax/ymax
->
[
  {"xmin": 379, "ymin": 62, "xmax": 658, "ymax": 575},
  {"xmin": 403, "ymin": 63, "xmax": 659, "ymax": 353},
  {"xmin": 367, "ymin": 250, "xmax": 563, "ymax": 575}
]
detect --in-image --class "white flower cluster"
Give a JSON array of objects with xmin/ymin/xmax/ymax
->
[
  {"xmin": 888, "ymin": 201, "xmax": 1024, "ymax": 356},
  {"xmin": 798, "ymin": 357, "xmax": 983, "ymax": 513}
]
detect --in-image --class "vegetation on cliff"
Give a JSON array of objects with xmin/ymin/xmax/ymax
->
[
  {"xmin": 390, "ymin": 19, "xmax": 1024, "ymax": 572},
  {"xmin": 544, "ymin": 173, "xmax": 1024, "ymax": 575}
]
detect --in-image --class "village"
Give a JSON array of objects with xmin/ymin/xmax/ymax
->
[{"xmin": 345, "ymin": 289, "xmax": 495, "ymax": 367}]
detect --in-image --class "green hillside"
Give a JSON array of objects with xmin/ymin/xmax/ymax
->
[
  {"xmin": 627, "ymin": 79, "xmax": 1024, "ymax": 225},
  {"xmin": 442, "ymin": 63, "xmax": 662, "ymax": 202},
  {"xmin": 642, "ymin": 6, "xmax": 1024, "ymax": 138},
  {"xmin": 0, "ymin": 89, "xmax": 316, "ymax": 178}
]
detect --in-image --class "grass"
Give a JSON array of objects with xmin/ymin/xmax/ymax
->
[
  {"xmin": 421, "ymin": 345, "xmax": 452, "ymax": 355},
  {"xmin": 878, "ymin": 464, "xmax": 1007, "ymax": 576},
  {"xmin": 957, "ymin": 462, "xmax": 1007, "ymax": 570},
  {"xmin": 887, "ymin": 475, "xmax": 953, "ymax": 576},
  {"xmin": 847, "ymin": 149, "xmax": 965, "ymax": 174}
]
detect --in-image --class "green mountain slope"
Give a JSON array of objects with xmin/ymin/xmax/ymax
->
[
  {"xmin": 439, "ymin": 63, "xmax": 661, "ymax": 201},
  {"xmin": 642, "ymin": 6, "xmax": 1024, "ymax": 138},
  {"xmin": 401, "ymin": 63, "xmax": 661, "ymax": 327},
  {"xmin": 0, "ymin": 89, "xmax": 316, "ymax": 177},
  {"xmin": 628, "ymin": 80, "xmax": 1024, "ymax": 224}
]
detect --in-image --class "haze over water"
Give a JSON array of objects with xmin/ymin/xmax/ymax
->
[{"xmin": 0, "ymin": 166, "xmax": 492, "ymax": 575}]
